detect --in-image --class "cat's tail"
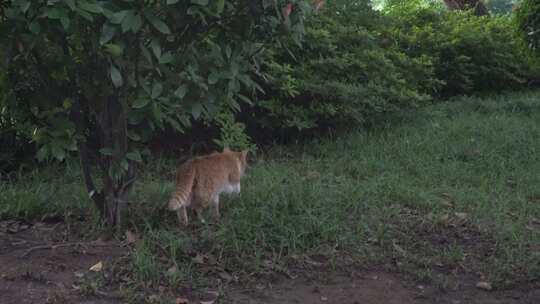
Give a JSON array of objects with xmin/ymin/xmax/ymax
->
[{"xmin": 168, "ymin": 164, "xmax": 196, "ymax": 211}]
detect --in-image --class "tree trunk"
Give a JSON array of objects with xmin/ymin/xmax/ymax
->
[
  {"xmin": 443, "ymin": 0, "xmax": 489, "ymax": 16},
  {"xmin": 97, "ymin": 95, "xmax": 136, "ymax": 229}
]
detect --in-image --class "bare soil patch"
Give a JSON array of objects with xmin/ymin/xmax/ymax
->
[
  {"xmin": 226, "ymin": 269, "xmax": 540, "ymax": 304},
  {"xmin": 1, "ymin": 219, "xmax": 539, "ymax": 304},
  {"xmin": 0, "ymin": 219, "xmax": 125, "ymax": 304}
]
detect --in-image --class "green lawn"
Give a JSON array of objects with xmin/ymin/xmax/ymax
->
[{"xmin": 2, "ymin": 90, "xmax": 540, "ymax": 292}]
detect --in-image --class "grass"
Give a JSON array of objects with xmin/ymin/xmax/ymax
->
[{"xmin": 2, "ymin": 90, "xmax": 540, "ymax": 293}]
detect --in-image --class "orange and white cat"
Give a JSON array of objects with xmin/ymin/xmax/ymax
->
[{"xmin": 167, "ymin": 148, "xmax": 248, "ymax": 226}]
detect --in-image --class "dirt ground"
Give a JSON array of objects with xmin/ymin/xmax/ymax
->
[{"xmin": 1, "ymin": 219, "xmax": 539, "ymax": 304}]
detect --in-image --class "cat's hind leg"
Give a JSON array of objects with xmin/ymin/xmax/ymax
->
[
  {"xmin": 177, "ymin": 206, "xmax": 189, "ymax": 226},
  {"xmin": 211, "ymin": 195, "xmax": 221, "ymax": 221},
  {"xmin": 195, "ymin": 207, "xmax": 206, "ymax": 224}
]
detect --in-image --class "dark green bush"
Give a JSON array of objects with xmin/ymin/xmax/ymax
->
[
  {"xmin": 388, "ymin": 5, "xmax": 531, "ymax": 97},
  {"xmin": 248, "ymin": 2, "xmax": 438, "ymax": 135}
]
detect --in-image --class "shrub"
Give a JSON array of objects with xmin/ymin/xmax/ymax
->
[
  {"xmin": 247, "ymin": 2, "xmax": 437, "ymax": 135},
  {"xmin": 388, "ymin": 5, "xmax": 531, "ymax": 97}
]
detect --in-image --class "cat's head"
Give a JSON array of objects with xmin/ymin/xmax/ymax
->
[{"xmin": 223, "ymin": 147, "xmax": 249, "ymax": 175}]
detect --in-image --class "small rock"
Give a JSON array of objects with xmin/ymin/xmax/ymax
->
[
  {"xmin": 166, "ymin": 266, "xmax": 178, "ymax": 276},
  {"xmin": 321, "ymin": 296, "xmax": 328, "ymax": 301}
]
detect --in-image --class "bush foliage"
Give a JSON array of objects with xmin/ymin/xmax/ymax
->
[
  {"xmin": 250, "ymin": 1, "xmax": 437, "ymax": 134},
  {"xmin": 245, "ymin": 0, "xmax": 533, "ymax": 136},
  {"xmin": 1, "ymin": 0, "xmax": 538, "ymax": 169},
  {"xmin": 387, "ymin": 4, "xmax": 530, "ymax": 97}
]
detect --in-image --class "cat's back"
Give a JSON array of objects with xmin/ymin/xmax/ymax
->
[{"xmin": 191, "ymin": 151, "xmax": 238, "ymax": 179}]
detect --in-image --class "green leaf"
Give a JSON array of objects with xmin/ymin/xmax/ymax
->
[
  {"xmin": 238, "ymin": 94, "xmax": 253, "ymax": 105},
  {"xmin": 20, "ymin": 1, "xmax": 31, "ymax": 13},
  {"xmin": 191, "ymin": 103, "xmax": 203, "ymax": 119},
  {"xmin": 217, "ymin": 0, "xmax": 225, "ymax": 14},
  {"xmin": 51, "ymin": 144, "xmax": 66, "ymax": 161},
  {"xmin": 36, "ymin": 146, "xmax": 49, "ymax": 162},
  {"xmin": 78, "ymin": 1, "xmax": 102, "ymax": 14},
  {"xmin": 110, "ymin": 10, "xmax": 128, "ymax": 24},
  {"xmin": 208, "ymin": 72, "xmax": 219, "ymax": 85},
  {"xmin": 191, "ymin": 0, "xmax": 209, "ymax": 6},
  {"xmin": 121, "ymin": 10, "xmax": 135, "ymax": 33},
  {"xmin": 120, "ymin": 159, "xmax": 129, "ymax": 171},
  {"xmin": 126, "ymin": 151, "xmax": 143, "ymax": 162},
  {"xmin": 131, "ymin": 14, "xmax": 143, "ymax": 33},
  {"xmin": 64, "ymin": 0, "xmax": 76, "ymax": 11},
  {"xmin": 75, "ymin": 8, "xmax": 94, "ymax": 21},
  {"xmin": 150, "ymin": 39, "xmax": 161, "ymax": 60},
  {"xmin": 110, "ymin": 65, "xmax": 123, "ymax": 88},
  {"xmin": 174, "ymin": 85, "xmax": 188, "ymax": 98},
  {"xmin": 159, "ymin": 52, "xmax": 173, "ymax": 64},
  {"xmin": 120, "ymin": 10, "xmax": 141, "ymax": 33},
  {"xmin": 45, "ymin": 8, "xmax": 62, "ymax": 19},
  {"xmin": 225, "ymin": 45, "xmax": 232, "ymax": 59},
  {"xmin": 100, "ymin": 23, "xmax": 116, "ymax": 45},
  {"xmin": 29, "ymin": 21, "xmax": 41, "ymax": 34},
  {"xmin": 132, "ymin": 97, "xmax": 150, "ymax": 109},
  {"xmin": 60, "ymin": 16, "xmax": 70, "ymax": 29},
  {"xmin": 144, "ymin": 12, "xmax": 171, "ymax": 34},
  {"xmin": 127, "ymin": 131, "xmax": 141, "ymax": 141},
  {"xmin": 99, "ymin": 148, "xmax": 113, "ymax": 156},
  {"xmin": 105, "ymin": 43, "xmax": 123, "ymax": 57},
  {"xmin": 151, "ymin": 83, "xmax": 163, "ymax": 99},
  {"xmin": 140, "ymin": 44, "xmax": 153, "ymax": 64},
  {"xmin": 167, "ymin": 0, "xmax": 180, "ymax": 4}
]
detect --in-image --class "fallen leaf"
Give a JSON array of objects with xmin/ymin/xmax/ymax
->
[
  {"xmin": 125, "ymin": 230, "xmax": 138, "ymax": 244},
  {"xmin": 455, "ymin": 212, "xmax": 468, "ymax": 221},
  {"xmin": 176, "ymin": 297, "xmax": 189, "ymax": 304},
  {"xmin": 148, "ymin": 294, "xmax": 160, "ymax": 303},
  {"xmin": 89, "ymin": 261, "xmax": 103, "ymax": 272},
  {"xmin": 192, "ymin": 254, "xmax": 205, "ymax": 264},
  {"xmin": 218, "ymin": 271, "xmax": 234, "ymax": 282},
  {"xmin": 73, "ymin": 271, "xmax": 84, "ymax": 278},
  {"xmin": 439, "ymin": 213, "xmax": 450, "ymax": 224},
  {"xmin": 200, "ymin": 291, "xmax": 218, "ymax": 304},
  {"xmin": 321, "ymin": 296, "xmax": 328, "ymax": 301},
  {"xmin": 392, "ymin": 240, "xmax": 407, "ymax": 256},
  {"xmin": 476, "ymin": 281, "xmax": 493, "ymax": 291},
  {"xmin": 166, "ymin": 266, "xmax": 178, "ymax": 276},
  {"xmin": 206, "ymin": 253, "xmax": 217, "ymax": 265},
  {"xmin": 306, "ymin": 170, "xmax": 320, "ymax": 179}
]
